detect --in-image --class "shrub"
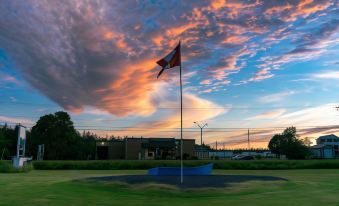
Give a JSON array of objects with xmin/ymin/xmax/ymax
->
[
  {"xmin": 255, "ymin": 155, "xmax": 263, "ymax": 160},
  {"xmin": 32, "ymin": 159, "xmax": 339, "ymax": 170},
  {"xmin": 0, "ymin": 161, "xmax": 32, "ymax": 173}
]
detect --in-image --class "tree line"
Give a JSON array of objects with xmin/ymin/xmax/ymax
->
[
  {"xmin": 1, "ymin": 111, "xmax": 312, "ymax": 160},
  {"xmin": 0, "ymin": 111, "xmax": 102, "ymax": 160}
]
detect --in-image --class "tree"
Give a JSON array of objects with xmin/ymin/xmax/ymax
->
[
  {"xmin": 302, "ymin": 137, "xmax": 312, "ymax": 147},
  {"xmin": 268, "ymin": 134, "xmax": 284, "ymax": 158},
  {"xmin": 30, "ymin": 111, "xmax": 81, "ymax": 160},
  {"xmin": 80, "ymin": 131, "xmax": 98, "ymax": 160},
  {"xmin": 0, "ymin": 112, "xmax": 99, "ymax": 160},
  {"xmin": 268, "ymin": 127, "xmax": 311, "ymax": 159},
  {"xmin": 0, "ymin": 124, "xmax": 20, "ymax": 159}
]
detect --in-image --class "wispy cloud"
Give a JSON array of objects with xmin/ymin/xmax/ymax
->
[
  {"xmin": 0, "ymin": 116, "xmax": 33, "ymax": 125},
  {"xmin": 200, "ymin": 89, "xmax": 212, "ymax": 93},
  {"xmin": 9, "ymin": 96, "xmax": 16, "ymax": 102},
  {"xmin": 247, "ymin": 109, "xmax": 286, "ymax": 120},
  {"xmin": 312, "ymin": 71, "xmax": 339, "ymax": 80},
  {"xmin": 0, "ymin": 73, "xmax": 18, "ymax": 85},
  {"xmin": 259, "ymin": 91, "xmax": 295, "ymax": 103},
  {"xmin": 199, "ymin": 79, "xmax": 211, "ymax": 85}
]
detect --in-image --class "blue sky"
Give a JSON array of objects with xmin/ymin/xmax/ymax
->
[{"xmin": 1, "ymin": 0, "xmax": 339, "ymax": 148}]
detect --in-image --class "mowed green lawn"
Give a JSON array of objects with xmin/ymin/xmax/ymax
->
[{"xmin": 1, "ymin": 169, "xmax": 339, "ymax": 206}]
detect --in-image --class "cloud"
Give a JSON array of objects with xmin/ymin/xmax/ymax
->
[
  {"xmin": 245, "ymin": 3, "xmax": 338, "ymax": 83},
  {"xmin": 9, "ymin": 96, "xmax": 17, "ymax": 102},
  {"xmin": 242, "ymin": 68, "xmax": 274, "ymax": 83},
  {"xmin": 312, "ymin": 71, "xmax": 339, "ymax": 80},
  {"xmin": 200, "ymin": 89, "xmax": 212, "ymax": 93},
  {"xmin": 262, "ymin": 103, "xmax": 339, "ymax": 138},
  {"xmin": 0, "ymin": 115, "xmax": 33, "ymax": 125},
  {"xmin": 0, "ymin": 0, "xmax": 337, "ymax": 118},
  {"xmin": 223, "ymin": 103, "xmax": 339, "ymax": 147},
  {"xmin": 298, "ymin": 125, "xmax": 339, "ymax": 136},
  {"xmin": 263, "ymin": 0, "xmax": 333, "ymax": 22},
  {"xmin": 278, "ymin": 103, "xmax": 337, "ymax": 125},
  {"xmin": 247, "ymin": 109, "xmax": 286, "ymax": 120},
  {"xmin": 112, "ymin": 81, "xmax": 226, "ymax": 130},
  {"xmin": 97, "ymin": 88, "xmax": 227, "ymax": 138},
  {"xmin": 259, "ymin": 91, "xmax": 295, "ymax": 103},
  {"xmin": 0, "ymin": 2, "xmax": 180, "ymax": 116},
  {"xmin": 199, "ymin": 79, "xmax": 211, "ymax": 85},
  {"xmin": 0, "ymin": 73, "xmax": 18, "ymax": 84},
  {"xmin": 147, "ymin": 92, "xmax": 225, "ymax": 128}
]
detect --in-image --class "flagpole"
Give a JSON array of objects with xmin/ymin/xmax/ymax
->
[
  {"xmin": 156, "ymin": 41, "xmax": 183, "ymax": 183},
  {"xmin": 179, "ymin": 43, "xmax": 183, "ymax": 184}
]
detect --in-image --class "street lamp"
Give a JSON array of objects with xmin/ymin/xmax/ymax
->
[{"xmin": 194, "ymin": 122, "xmax": 208, "ymax": 146}]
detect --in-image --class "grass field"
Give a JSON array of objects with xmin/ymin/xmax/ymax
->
[{"xmin": 1, "ymin": 169, "xmax": 339, "ymax": 206}]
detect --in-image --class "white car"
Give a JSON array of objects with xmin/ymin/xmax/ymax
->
[
  {"xmin": 231, "ymin": 155, "xmax": 255, "ymax": 160},
  {"xmin": 231, "ymin": 155, "xmax": 244, "ymax": 160}
]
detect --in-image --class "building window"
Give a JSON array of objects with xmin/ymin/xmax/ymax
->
[
  {"xmin": 327, "ymin": 139, "xmax": 333, "ymax": 142},
  {"xmin": 148, "ymin": 152, "xmax": 153, "ymax": 157}
]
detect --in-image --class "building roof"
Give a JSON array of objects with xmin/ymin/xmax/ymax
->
[
  {"xmin": 311, "ymin": 144, "xmax": 333, "ymax": 149},
  {"xmin": 317, "ymin": 134, "xmax": 339, "ymax": 140}
]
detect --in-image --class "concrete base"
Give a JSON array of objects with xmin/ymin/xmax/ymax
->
[{"xmin": 12, "ymin": 157, "xmax": 30, "ymax": 168}]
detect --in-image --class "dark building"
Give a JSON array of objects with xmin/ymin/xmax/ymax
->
[{"xmin": 96, "ymin": 137, "xmax": 195, "ymax": 160}]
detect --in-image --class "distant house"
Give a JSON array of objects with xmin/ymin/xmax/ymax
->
[{"xmin": 311, "ymin": 134, "xmax": 339, "ymax": 159}]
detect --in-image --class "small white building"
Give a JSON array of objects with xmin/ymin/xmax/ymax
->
[
  {"xmin": 208, "ymin": 150, "xmax": 234, "ymax": 159},
  {"xmin": 195, "ymin": 148, "xmax": 272, "ymax": 160},
  {"xmin": 311, "ymin": 134, "xmax": 339, "ymax": 158}
]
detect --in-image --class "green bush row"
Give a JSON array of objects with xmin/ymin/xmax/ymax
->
[{"xmin": 32, "ymin": 159, "xmax": 339, "ymax": 170}]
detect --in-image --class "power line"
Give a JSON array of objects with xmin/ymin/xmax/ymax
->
[
  {"xmin": 1, "ymin": 121, "xmax": 339, "ymax": 130},
  {"xmin": 0, "ymin": 101, "xmax": 318, "ymax": 110},
  {"xmin": 1, "ymin": 121, "xmax": 334, "ymax": 147},
  {"xmin": 0, "ymin": 115, "xmax": 273, "ymax": 122}
]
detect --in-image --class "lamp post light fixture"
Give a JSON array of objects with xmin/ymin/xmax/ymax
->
[{"xmin": 194, "ymin": 122, "xmax": 208, "ymax": 146}]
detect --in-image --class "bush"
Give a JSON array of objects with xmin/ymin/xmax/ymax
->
[
  {"xmin": 32, "ymin": 159, "xmax": 339, "ymax": 170},
  {"xmin": 0, "ymin": 161, "xmax": 32, "ymax": 173},
  {"xmin": 255, "ymin": 155, "xmax": 263, "ymax": 160}
]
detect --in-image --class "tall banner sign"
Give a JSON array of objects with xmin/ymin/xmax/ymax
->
[{"xmin": 16, "ymin": 125, "xmax": 26, "ymax": 157}]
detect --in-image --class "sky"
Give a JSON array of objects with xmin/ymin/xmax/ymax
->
[{"xmin": 1, "ymin": 0, "xmax": 339, "ymax": 148}]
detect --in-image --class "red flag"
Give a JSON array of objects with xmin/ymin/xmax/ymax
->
[{"xmin": 156, "ymin": 42, "xmax": 181, "ymax": 78}]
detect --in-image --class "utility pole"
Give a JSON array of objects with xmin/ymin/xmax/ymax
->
[
  {"xmin": 216, "ymin": 140, "xmax": 218, "ymax": 150},
  {"xmin": 248, "ymin": 129, "xmax": 250, "ymax": 150},
  {"xmin": 125, "ymin": 137, "xmax": 128, "ymax": 160},
  {"xmin": 223, "ymin": 142, "xmax": 225, "ymax": 159},
  {"xmin": 193, "ymin": 122, "xmax": 208, "ymax": 145}
]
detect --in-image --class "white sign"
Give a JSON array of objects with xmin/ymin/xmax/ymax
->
[
  {"xmin": 16, "ymin": 125, "xmax": 26, "ymax": 157},
  {"xmin": 19, "ymin": 126, "xmax": 26, "ymax": 141}
]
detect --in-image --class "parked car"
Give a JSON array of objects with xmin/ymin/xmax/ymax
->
[
  {"xmin": 231, "ymin": 155, "xmax": 254, "ymax": 160},
  {"xmin": 231, "ymin": 155, "xmax": 244, "ymax": 160}
]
